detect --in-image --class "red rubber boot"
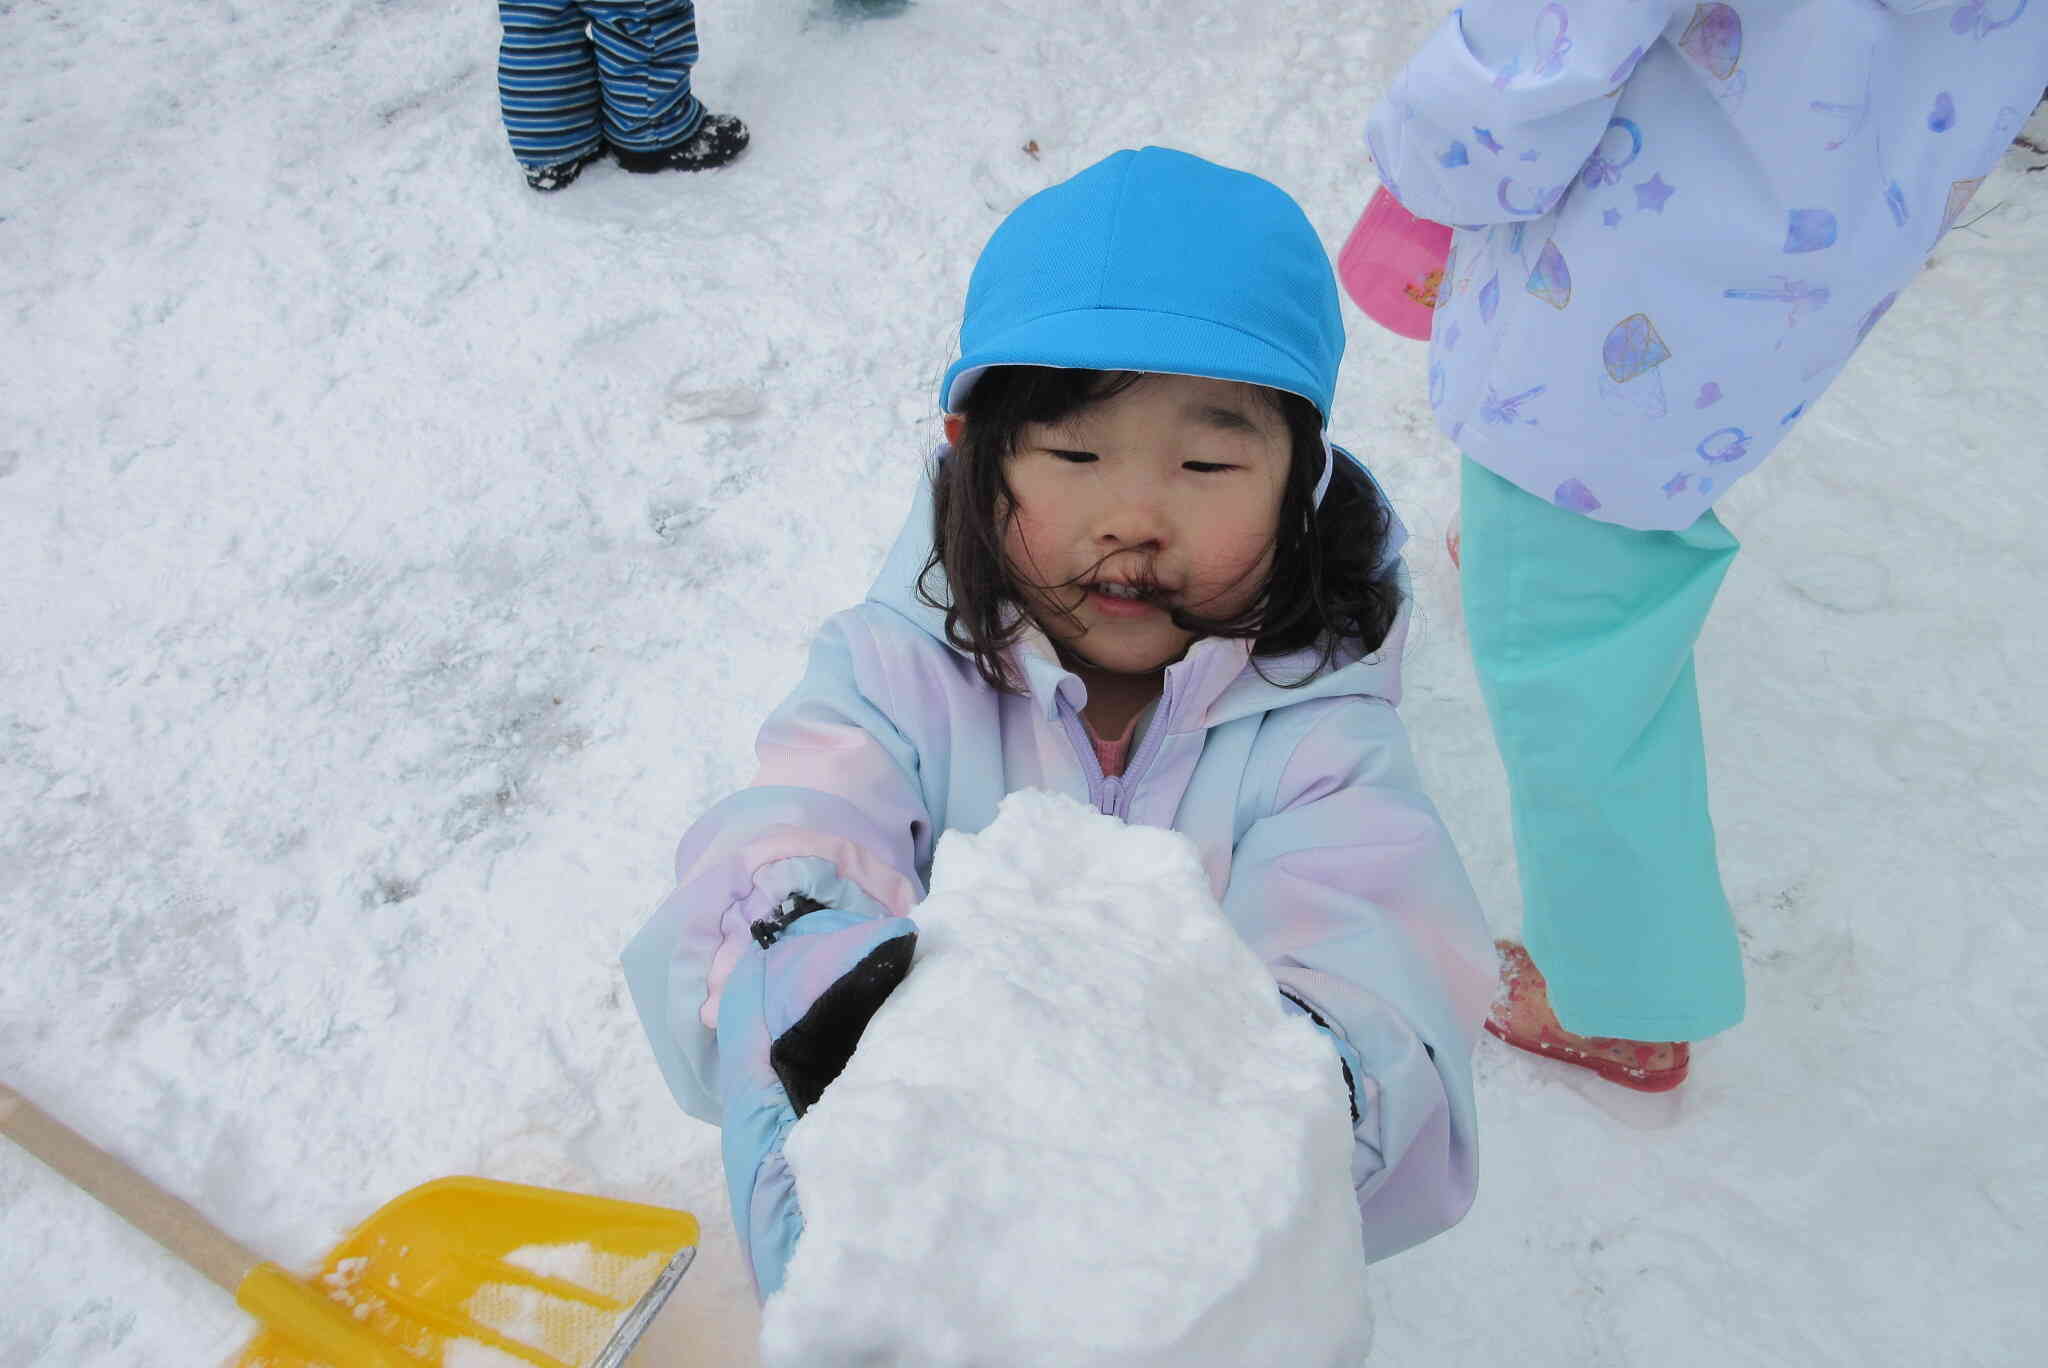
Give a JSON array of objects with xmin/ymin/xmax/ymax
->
[{"xmin": 1485, "ymin": 941, "xmax": 1691, "ymax": 1092}]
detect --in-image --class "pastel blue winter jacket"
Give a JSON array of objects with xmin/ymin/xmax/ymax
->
[
  {"xmin": 1367, "ymin": 0, "xmax": 2047, "ymax": 530},
  {"xmin": 623, "ymin": 466, "xmax": 1497, "ymax": 1264}
]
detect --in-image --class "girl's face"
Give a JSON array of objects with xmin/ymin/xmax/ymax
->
[{"xmin": 963, "ymin": 373, "xmax": 1293, "ymax": 679}]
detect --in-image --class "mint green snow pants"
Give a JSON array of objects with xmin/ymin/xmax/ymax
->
[{"xmin": 1461, "ymin": 458, "xmax": 1745, "ymax": 1041}]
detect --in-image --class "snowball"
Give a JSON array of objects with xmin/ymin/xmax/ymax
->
[{"xmin": 760, "ymin": 789, "xmax": 1369, "ymax": 1366}]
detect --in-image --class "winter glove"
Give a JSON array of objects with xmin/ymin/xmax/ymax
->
[
  {"xmin": 1281, "ymin": 989, "xmax": 1365, "ymax": 1128},
  {"xmin": 716, "ymin": 898, "xmax": 917, "ymax": 1299}
]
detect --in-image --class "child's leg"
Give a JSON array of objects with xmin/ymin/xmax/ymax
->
[
  {"xmin": 580, "ymin": 0, "xmax": 705, "ymax": 157},
  {"xmin": 497, "ymin": 2, "xmax": 606, "ymax": 169},
  {"xmin": 1460, "ymin": 457, "xmax": 1744, "ymax": 1042}
]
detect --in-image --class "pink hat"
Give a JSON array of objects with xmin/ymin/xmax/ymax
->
[{"xmin": 1336, "ymin": 186, "xmax": 1453, "ymax": 342}]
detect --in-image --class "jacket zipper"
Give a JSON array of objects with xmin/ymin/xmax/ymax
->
[{"xmin": 1058, "ymin": 670, "xmax": 1182, "ymax": 819}]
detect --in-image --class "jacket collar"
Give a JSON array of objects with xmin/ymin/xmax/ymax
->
[{"xmin": 1003, "ymin": 620, "xmax": 1255, "ymax": 728}]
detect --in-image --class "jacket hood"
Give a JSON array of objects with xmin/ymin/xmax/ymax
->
[{"xmin": 864, "ymin": 453, "xmax": 1411, "ymax": 730}]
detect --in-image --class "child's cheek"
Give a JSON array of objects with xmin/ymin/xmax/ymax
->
[
  {"xmin": 1000, "ymin": 507, "xmax": 1071, "ymax": 607},
  {"xmin": 999, "ymin": 508, "xmax": 1042, "ymax": 577},
  {"xmin": 1192, "ymin": 533, "xmax": 1277, "ymax": 617},
  {"xmin": 1207, "ymin": 523, "xmax": 1278, "ymax": 575}
]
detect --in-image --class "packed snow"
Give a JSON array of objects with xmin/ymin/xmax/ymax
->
[
  {"xmin": 2, "ymin": 2, "xmax": 2044, "ymax": 1366},
  {"xmin": 457, "ymin": 1244, "xmax": 667, "ymax": 1367},
  {"xmin": 761, "ymin": 790, "xmax": 1369, "ymax": 1366}
]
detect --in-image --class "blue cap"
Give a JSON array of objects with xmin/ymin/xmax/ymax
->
[{"xmin": 940, "ymin": 148, "xmax": 1346, "ymax": 425}]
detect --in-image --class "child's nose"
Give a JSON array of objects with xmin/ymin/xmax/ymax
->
[
  {"xmin": 1094, "ymin": 480, "xmax": 1168, "ymax": 548},
  {"xmin": 1096, "ymin": 508, "xmax": 1166, "ymax": 550}
]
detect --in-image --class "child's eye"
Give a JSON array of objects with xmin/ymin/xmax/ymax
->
[
  {"xmin": 1183, "ymin": 461, "xmax": 1238, "ymax": 474},
  {"xmin": 1049, "ymin": 449, "xmax": 1098, "ymax": 464}
]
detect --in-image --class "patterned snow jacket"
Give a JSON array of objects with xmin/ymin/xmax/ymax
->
[
  {"xmin": 1367, "ymin": 0, "xmax": 2047, "ymax": 529},
  {"xmin": 624, "ymin": 462, "xmax": 1497, "ymax": 1263}
]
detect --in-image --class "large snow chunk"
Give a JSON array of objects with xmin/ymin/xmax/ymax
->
[{"xmin": 760, "ymin": 789, "xmax": 1370, "ymax": 1366}]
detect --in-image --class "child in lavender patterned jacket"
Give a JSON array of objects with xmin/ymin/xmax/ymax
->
[{"xmin": 1367, "ymin": 2, "xmax": 2046, "ymax": 1089}]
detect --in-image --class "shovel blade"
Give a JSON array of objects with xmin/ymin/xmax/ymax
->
[{"xmin": 235, "ymin": 1177, "xmax": 698, "ymax": 1368}]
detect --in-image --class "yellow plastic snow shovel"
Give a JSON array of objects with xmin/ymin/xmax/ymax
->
[{"xmin": 1, "ymin": 1081, "xmax": 699, "ymax": 1367}]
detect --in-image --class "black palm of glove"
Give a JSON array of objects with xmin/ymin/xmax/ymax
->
[{"xmin": 770, "ymin": 922, "xmax": 917, "ymax": 1115}]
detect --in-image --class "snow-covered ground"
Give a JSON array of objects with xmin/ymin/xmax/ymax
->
[{"xmin": 2, "ymin": 2, "xmax": 2043, "ymax": 1364}]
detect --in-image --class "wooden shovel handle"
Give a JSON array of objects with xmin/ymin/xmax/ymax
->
[{"xmin": 0, "ymin": 1080, "xmax": 261, "ymax": 1295}]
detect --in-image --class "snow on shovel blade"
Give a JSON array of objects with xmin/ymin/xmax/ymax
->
[
  {"xmin": 1, "ymin": 1083, "xmax": 697, "ymax": 1368},
  {"xmin": 235, "ymin": 1178, "xmax": 700, "ymax": 1368}
]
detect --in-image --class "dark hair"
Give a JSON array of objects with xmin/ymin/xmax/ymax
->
[{"xmin": 919, "ymin": 366, "xmax": 1403, "ymax": 692}]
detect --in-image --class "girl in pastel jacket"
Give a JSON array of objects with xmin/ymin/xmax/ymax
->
[
  {"xmin": 1364, "ymin": 5, "xmax": 2044, "ymax": 1089},
  {"xmin": 1368, "ymin": 0, "xmax": 2046, "ymax": 530},
  {"xmin": 624, "ymin": 147, "xmax": 1496, "ymax": 1298}
]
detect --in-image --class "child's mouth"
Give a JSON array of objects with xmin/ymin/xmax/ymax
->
[{"xmin": 1084, "ymin": 581, "xmax": 1166, "ymax": 618}]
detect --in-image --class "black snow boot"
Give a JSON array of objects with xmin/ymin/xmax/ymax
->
[
  {"xmin": 612, "ymin": 114, "xmax": 750, "ymax": 174},
  {"xmin": 523, "ymin": 145, "xmax": 607, "ymax": 193}
]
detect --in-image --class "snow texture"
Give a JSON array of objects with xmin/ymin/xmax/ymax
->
[
  {"xmin": 1, "ymin": 1, "xmax": 2044, "ymax": 1366},
  {"xmin": 458, "ymin": 1244, "xmax": 663, "ymax": 1366},
  {"xmin": 761, "ymin": 790, "xmax": 1369, "ymax": 1367}
]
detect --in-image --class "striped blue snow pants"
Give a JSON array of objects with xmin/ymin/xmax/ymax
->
[{"xmin": 497, "ymin": 1, "xmax": 705, "ymax": 168}]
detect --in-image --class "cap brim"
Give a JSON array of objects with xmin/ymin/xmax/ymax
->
[{"xmin": 942, "ymin": 307, "xmax": 1330, "ymax": 423}]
